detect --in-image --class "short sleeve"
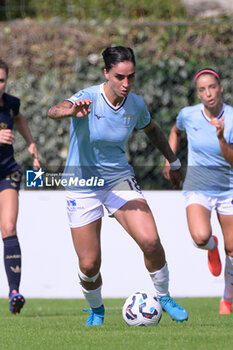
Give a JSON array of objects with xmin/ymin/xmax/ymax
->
[
  {"xmin": 135, "ymin": 100, "xmax": 151, "ymax": 130},
  {"xmin": 5, "ymin": 94, "xmax": 20, "ymax": 116},
  {"xmin": 12, "ymin": 98, "xmax": 20, "ymax": 116},
  {"xmin": 176, "ymin": 109, "xmax": 185, "ymax": 131},
  {"xmin": 66, "ymin": 90, "xmax": 91, "ymax": 104}
]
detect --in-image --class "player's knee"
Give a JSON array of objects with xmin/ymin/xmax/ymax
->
[
  {"xmin": 79, "ymin": 259, "xmax": 101, "ymax": 279},
  {"xmin": 141, "ymin": 236, "xmax": 161, "ymax": 256},
  {"xmin": 191, "ymin": 231, "xmax": 210, "ymax": 246},
  {"xmin": 193, "ymin": 236, "xmax": 210, "ymax": 247},
  {"xmin": 1, "ymin": 222, "xmax": 17, "ymax": 238}
]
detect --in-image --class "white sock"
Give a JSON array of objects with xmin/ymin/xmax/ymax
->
[
  {"xmin": 223, "ymin": 255, "xmax": 233, "ymax": 303},
  {"xmin": 149, "ymin": 262, "xmax": 169, "ymax": 298},
  {"xmin": 192, "ymin": 236, "xmax": 216, "ymax": 250},
  {"xmin": 81, "ymin": 285, "xmax": 103, "ymax": 309}
]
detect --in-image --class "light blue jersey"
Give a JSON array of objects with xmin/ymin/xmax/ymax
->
[
  {"xmin": 63, "ymin": 83, "xmax": 151, "ymax": 191},
  {"xmin": 177, "ymin": 103, "xmax": 233, "ymax": 197}
]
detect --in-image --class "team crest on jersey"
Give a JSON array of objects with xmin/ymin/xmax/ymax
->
[
  {"xmin": 123, "ymin": 113, "xmax": 134, "ymax": 126},
  {"xmin": 0, "ymin": 122, "xmax": 8, "ymax": 130},
  {"xmin": 124, "ymin": 113, "xmax": 134, "ymax": 119}
]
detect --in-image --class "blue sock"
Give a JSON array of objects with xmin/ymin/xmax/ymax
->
[{"xmin": 3, "ymin": 236, "xmax": 22, "ymax": 296}]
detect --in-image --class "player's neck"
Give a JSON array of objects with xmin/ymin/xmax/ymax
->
[
  {"xmin": 204, "ymin": 103, "xmax": 223, "ymax": 119},
  {"xmin": 103, "ymin": 83, "xmax": 124, "ymax": 107}
]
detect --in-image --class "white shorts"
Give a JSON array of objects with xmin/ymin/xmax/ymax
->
[
  {"xmin": 184, "ymin": 192, "xmax": 233, "ymax": 215},
  {"xmin": 66, "ymin": 177, "xmax": 145, "ymax": 228}
]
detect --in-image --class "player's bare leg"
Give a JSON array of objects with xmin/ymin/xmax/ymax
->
[{"xmin": 187, "ymin": 204, "xmax": 221, "ymax": 276}]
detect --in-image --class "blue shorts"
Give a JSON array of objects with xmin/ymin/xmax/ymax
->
[{"xmin": 0, "ymin": 170, "xmax": 22, "ymax": 192}]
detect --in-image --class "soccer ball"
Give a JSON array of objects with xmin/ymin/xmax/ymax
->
[{"xmin": 122, "ymin": 291, "xmax": 162, "ymax": 326}]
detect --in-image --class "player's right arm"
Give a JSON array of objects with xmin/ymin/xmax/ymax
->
[
  {"xmin": 163, "ymin": 124, "xmax": 182, "ymax": 181},
  {"xmin": 48, "ymin": 99, "xmax": 92, "ymax": 120}
]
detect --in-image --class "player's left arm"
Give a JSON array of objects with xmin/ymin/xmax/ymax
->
[
  {"xmin": 211, "ymin": 117, "xmax": 233, "ymax": 167},
  {"xmin": 144, "ymin": 119, "xmax": 178, "ymax": 163},
  {"xmin": 144, "ymin": 119, "xmax": 182, "ymax": 188},
  {"xmin": 14, "ymin": 112, "xmax": 40, "ymax": 170},
  {"xmin": 218, "ymin": 139, "xmax": 233, "ymax": 167}
]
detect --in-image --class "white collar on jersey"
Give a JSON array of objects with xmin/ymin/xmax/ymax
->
[
  {"xmin": 201, "ymin": 103, "xmax": 225, "ymax": 122},
  {"xmin": 100, "ymin": 83, "xmax": 126, "ymax": 110}
]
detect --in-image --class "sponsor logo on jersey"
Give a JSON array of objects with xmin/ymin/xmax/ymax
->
[{"xmin": 94, "ymin": 113, "xmax": 105, "ymax": 119}]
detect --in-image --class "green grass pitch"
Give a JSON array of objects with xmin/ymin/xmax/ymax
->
[{"xmin": 0, "ymin": 298, "xmax": 232, "ymax": 350}]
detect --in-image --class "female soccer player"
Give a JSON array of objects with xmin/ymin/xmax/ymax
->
[
  {"xmin": 164, "ymin": 68, "xmax": 233, "ymax": 315},
  {"xmin": 0, "ymin": 59, "xmax": 40, "ymax": 313},
  {"xmin": 48, "ymin": 46, "xmax": 188, "ymax": 325}
]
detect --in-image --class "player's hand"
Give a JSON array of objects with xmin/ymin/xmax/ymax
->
[
  {"xmin": 71, "ymin": 99, "xmax": 93, "ymax": 118},
  {"xmin": 28, "ymin": 142, "xmax": 40, "ymax": 170},
  {"xmin": 169, "ymin": 168, "xmax": 183, "ymax": 189},
  {"xmin": 210, "ymin": 116, "xmax": 225, "ymax": 139},
  {"xmin": 163, "ymin": 162, "xmax": 183, "ymax": 189},
  {"xmin": 0, "ymin": 129, "xmax": 15, "ymax": 145}
]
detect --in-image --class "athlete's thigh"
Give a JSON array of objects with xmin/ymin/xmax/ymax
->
[
  {"xmin": 217, "ymin": 214, "xmax": 233, "ymax": 254},
  {"xmin": 71, "ymin": 218, "xmax": 102, "ymax": 264},
  {"xmin": 186, "ymin": 204, "xmax": 212, "ymax": 242},
  {"xmin": 113, "ymin": 198, "xmax": 159, "ymax": 247},
  {"xmin": 0, "ymin": 188, "xmax": 18, "ymax": 237}
]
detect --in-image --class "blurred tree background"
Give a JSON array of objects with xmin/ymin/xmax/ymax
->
[
  {"xmin": 0, "ymin": 0, "xmax": 233, "ymax": 189},
  {"xmin": 0, "ymin": 0, "xmax": 186, "ymax": 20}
]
